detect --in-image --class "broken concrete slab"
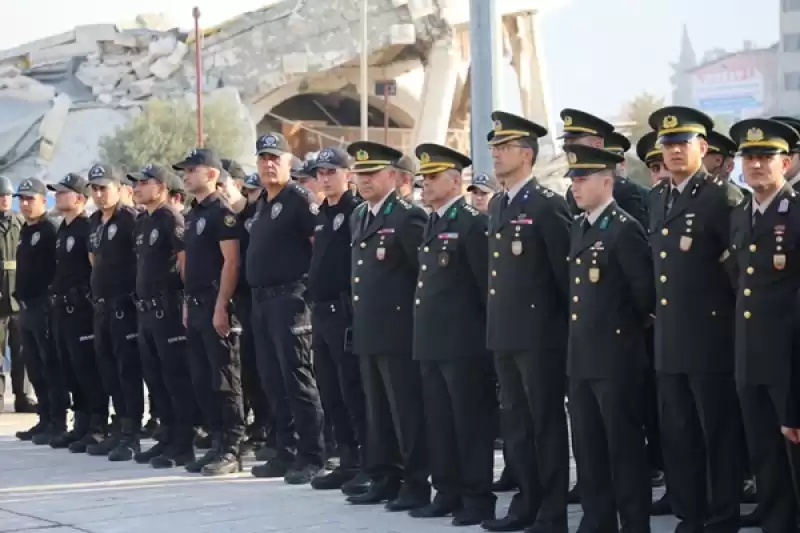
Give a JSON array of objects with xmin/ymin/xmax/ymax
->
[
  {"xmin": 149, "ymin": 41, "xmax": 187, "ymax": 80},
  {"xmin": 112, "ymin": 32, "xmax": 139, "ymax": 49},
  {"xmin": 27, "ymin": 42, "xmax": 99, "ymax": 68},
  {"xmin": 148, "ymin": 35, "xmax": 177, "ymax": 58},
  {"xmin": 132, "ymin": 55, "xmax": 155, "ymax": 79},
  {"xmin": 76, "ymin": 62, "xmax": 129, "ymax": 89},
  {"xmin": 128, "ymin": 78, "xmax": 156, "ymax": 99},
  {"xmin": 0, "ymin": 65, "xmax": 20, "ymax": 78},
  {"xmin": 0, "ymin": 29, "xmax": 76, "ymax": 63},
  {"xmin": 38, "ymin": 93, "xmax": 73, "ymax": 161},
  {"xmin": 75, "ymin": 24, "xmax": 118, "ymax": 44},
  {"xmin": 0, "ymin": 75, "xmax": 56, "ymax": 102}
]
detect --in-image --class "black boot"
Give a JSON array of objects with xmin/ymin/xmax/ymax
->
[
  {"xmin": 201, "ymin": 437, "xmax": 242, "ymax": 476},
  {"xmin": 51, "ymin": 412, "xmax": 89, "ymax": 449},
  {"xmin": 312, "ymin": 446, "xmax": 359, "ymax": 490},
  {"xmin": 140, "ymin": 418, "xmax": 160, "ymax": 439},
  {"xmin": 16, "ymin": 418, "xmax": 49, "ymax": 441},
  {"xmin": 194, "ymin": 427, "xmax": 213, "ymax": 449},
  {"xmin": 186, "ymin": 432, "xmax": 221, "ymax": 473},
  {"xmin": 70, "ymin": 415, "xmax": 108, "ymax": 454},
  {"xmin": 32, "ymin": 420, "xmax": 68, "ymax": 446},
  {"xmin": 108, "ymin": 418, "xmax": 141, "ymax": 462},
  {"xmin": 151, "ymin": 430, "xmax": 196, "ymax": 469}
]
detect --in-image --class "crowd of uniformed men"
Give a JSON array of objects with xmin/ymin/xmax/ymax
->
[{"xmin": 4, "ymin": 103, "xmax": 800, "ymax": 533}]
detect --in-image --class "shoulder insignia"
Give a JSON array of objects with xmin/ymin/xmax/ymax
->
[
  {"xmin": 396, "ymin": 198, "xmax": 411, "ymax": 210},
  {"xmin": 462, "ymin": 203, "xmax": 479, "ymax": 216},
  {"xmin": 224, "ymin": 214, "xmax": 236, "ymax": 227},
  {"xmin": 535, "ymin": 185, "xmax": 556, "ymax": 199},
  {"xmin": 357, "ymin": 203, "xmax": 368, "ymax": 216},
  {"xmin": 310, "ymin": 203, "xmax": 320, "ymax": 215}
]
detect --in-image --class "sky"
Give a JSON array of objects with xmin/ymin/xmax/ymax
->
[{"xmin": 0, "ymin": 0, "xmax": 780, "ymax": 120}]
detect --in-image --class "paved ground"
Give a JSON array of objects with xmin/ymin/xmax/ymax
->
[{"xmin": 0, "ymin": 403, "xmax": 729, "ymax": 533}]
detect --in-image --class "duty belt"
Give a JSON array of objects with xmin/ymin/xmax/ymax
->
[
  {"xmin": 49, "ymin": 287, "xmax": 90, "ymax": 312},
  {"xmin": 136, "ymin": 292, "xmax": 182, "ymax": 313},
  {"xmin": 252, "ymin": 280, "xmax": 305, "ymax": 302},
  {"xmin": 18, "ymin": 296, "xmax": 46, "ymax": 311},
  {"xmin": 93, "ymin": 293, "xmax": 134, "ymax": 314}
]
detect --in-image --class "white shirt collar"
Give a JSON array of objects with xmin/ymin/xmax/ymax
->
[
  {"xmin": 369, "ymin": 189, "xmax": 394, "ymax": 216},
  {"xmin": 506, "ymin": 172, "xmax": 534, "ymax": 202},
  {"xmin": 586, "ymin": 197, "xmax": 615, "ymax": 226},
  {"xmin": 435, "ymin": 195, "xmax": 462, "ymax": 218},
  {"xmin": 671, "ymin": 176, "xmax": 691, "ymax": 194},
  {"xmin": 752, "ymin": 186, "xmax": 783, "ymax": 215}
]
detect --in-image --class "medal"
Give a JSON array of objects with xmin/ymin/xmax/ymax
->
[
  {"xmin": 589, "ymin": 267, "xmax": 600, "ymax": 283},
  {"xmin": 511, "ymin": 240, "xmax": 523, "ymax": 256},
  {"xmin": 438, "ymin": 252, "xmax": 449, "ymax": 267},
  {"xmin": 376, "ymin": 247, "xmax": 386, "ymax": 260},
  {"xmin": 774, "ymin": 254, "xmax": 786, "ymax": 270},
  {"xmin": 679, "ymin": 236, "xmax": 692, "ymax": 251}
]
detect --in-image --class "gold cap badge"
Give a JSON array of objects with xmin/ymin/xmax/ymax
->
[
  {"xmin": 567, "ymin": 152, "xmax": 577, "ymax": 164},
  {"xmin": 662, "ymin": 115, "xmax": 678, "ymax": 129},
  {"xmin": 563, "ymin": 116, "xmax": 573, "ymax": 127},
  {"xmin": 493, "ymin": 120, "xmax": 503, "ymax": 132},
  {"xmin": 419, "ymin": 152, "xmax": 431, "ymax": 165},
  {"xmin": 746, "ymin": 128, "xmax": 764, "ymax": 142},
  {"xmin": 355, "ymin": 150, "xmax": 369, "ymax": 161}
]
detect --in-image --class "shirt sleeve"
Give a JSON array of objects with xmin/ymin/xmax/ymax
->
[
  {"xmin": 168, "ymin": 210, "xmax": 186, "ymax": 252},
  {"xmin": 217, "ymin": 207, "xmax": 241, "ymax": 242}
]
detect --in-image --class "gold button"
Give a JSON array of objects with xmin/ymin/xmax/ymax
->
[
  {"xmin": 490, "ymin": 289, "xmax": 496, "ymax": 295},
  {"xmin": 354, "ymin": 277, "xmax": 360, "ymax": 283},
  {"xmin": 495, "ymin": 233, "xmax": 501, "ymax": 239},
  {"xmin": 747, "ymin": 266, "xmax": 754, "ymax": 274},
  {"xmin": 491, "ymin": 270, "xmax": 497, "ymax": 277},
  {"xmin": 415, "ymin": 299, "xmax": 420, "ymax": 305},
  {"xmin": 573, "ymin": 296, "xmax": 579, "ymax": 303},
  {"xmin": 353, "ymin": 295, "xmax": 359, "ymax": 302},
  {"xmin": 711, "ymin": 311, "xmax": 716, "ymax": 316},
  {"xmin": 360, "ymin": 242, "xmax": 366, "ymax": 249},
  {"xmin": 423, "ymin": 246, "xmax": 429, "ymax": 252},
  {"xmin": 571, "ymin": 313, "xmax": 577, "ymax": 321},
  {"xmin": 357, "ymin": 260, "xmax": 363, "ymax": 265},
  {"xmin": 744, "ymin": 288, "xmax": 751, "ymax": 296},
  {"xmin": 421, "ymin": 265, "xmax": 427, "ymax": 271},
  {"xmin": 575, "ymin": 277, "xmax": 581, "ymax": 284},
  {"xmin": 661, "ymin": 228, "xmax": 668, "ymax": 236},
  {"xmin": 749, "ymin": 244, "xmax": 756, "ymax": 252},
  {"xmin": 661, "ymin": 298, "xmax": 668, "ymax": 306},
  {"xmin": 660, "ymin": 275, "xmax": 667, "ymax": 283},
  {"xmin": 660, "ymin": 251, "xmax": 667, "ymax": 259},
  {"xmin": 417, "ymin": 281, "xmax": 423, "ymax": 288},
  {"xmin": 493, "ymin": 251, "xmax": 499, "ymax": 258},
  {"xmin": 615, "ymin": 329, "xmax": 621, "ymax": 334},
  {"xmin": 744, "ymin": 311, "xmax": 751, "ymax": 319},
  {"xmin": 576, "ymin": 258, "xmax": 581, "ymax": 265}
]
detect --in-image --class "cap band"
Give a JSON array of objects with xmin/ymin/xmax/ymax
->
[
  {"xmin": 658, "ymin": 125, "xmax": 706, "ymax": 137},
  {"xmin": 645, "ymin": 149, "xmax": 663, "ymax": 161},
  {"xmin": 564, "ymin": 126, "xmax": 599, "ymax": 135},
  {"xmin": 740, "ymin": 140, "xmax": 789, "ymax": 152}
]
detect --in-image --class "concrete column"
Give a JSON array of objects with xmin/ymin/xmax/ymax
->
[
  {"xmin": 411, "ymin": 38, "xmax": 461, "ymax": 148},
  {"xmin": 521, "ymin": 11, "xmax": 558, "ymax": 156}
]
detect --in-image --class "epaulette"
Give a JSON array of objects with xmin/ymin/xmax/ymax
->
[
  {"xmin": 611, "ymin": 208, "xmax": 629, "ymax": 224},
  {"xmin": 654, "ymin": 179, "xmax": 669, "ymax": 192},
  {"xmin": 396, "ymin": 197, "xmax": 412, "ymax": 210},
  {"xmin": 288, "ymin": 181, "xmax": 320, "ymax": 214},
  {"xmin": 533, "ymin": 183, "xmax": 556, "ymax": 199},
  {"xmin": 461, "ymin": 202, "xmax": 480, "ymax": 216}
]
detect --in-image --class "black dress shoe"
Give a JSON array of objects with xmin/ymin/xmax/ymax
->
[
  {"xmin": 409, "ymin": 495, "xmax": 460, "ymax": 518},
  {"xmin": 454, "ymin": 506, "xmax": 495, "ymax": 527},
  {"xmin": 341, "ymin": 471, "xmax": 371, "ymax": 496},
  {"xmin": 385, "ymin": 491, "xmax": 430, "ymax": 512},
  {"xmin": 311, "ymin": 466, "xmax": 356, "ymax": 490},
  {"xmin": 482, "ymin": 514, "xmax": 535, "ymax": 532},
  {"xmin": 739, "ymin": 507, "xmax": 761, "ymax": 528},
  {"xmin": 650, "ymin": 493, "xmax": 672, "ymax": 516},
  {"xmin": 347, "ymin": 478, "xmax": 400, "ymax": 505}
]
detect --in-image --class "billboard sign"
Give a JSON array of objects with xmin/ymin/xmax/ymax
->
[{"xmin": 691, "ymin": 52, "xmax": 771, "ymax": 121}]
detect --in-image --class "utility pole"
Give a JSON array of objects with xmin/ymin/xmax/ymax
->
[
  {"xmin": 468, "ymin": 0, "xmax": 501, "ymax": 176},
  {"xmin": 192, "ymin": 7, "xmax": 204, "ymax": 147},
  {"xmin": 359, "ymin": 0, "xmax": 369, "ymax": 140}
]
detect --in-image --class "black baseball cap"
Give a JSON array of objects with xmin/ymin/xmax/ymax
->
[
  {"xmin": 127, "ymin": 163, "xmax": 174, "ymax": 183},
  {"xmin": 242, "ymin": 173, "xmax": 261, "ymax": 189},
  {"xmin": 47, "ymin": 173, "xmax": 90, "ymax": 196},
  {"xmin": 256, "ymin": 133, "xmax": 290, "ymax": 156},
  {"xmin": 166, "ymin": 172, "xmax": 185, "ymax": 194},
  {"xmin": 291, "ymin": 158, "xmax": 314, "ymax": 180},
  {"xmin": 14, "ymin": 178, "xmax": 47, "ymax": 198},
  {"xmin": 87, "ymin": 164, "xmax": 121, "ymax": 186},
  {"xmin": 172, "ymin": 147, "xmax": 223, "ymax": 171},
  {"xmin": 467, "ymin": 172, "xmax": 501, "ymax": 193},
  {"xmin": 309, "ymin": 147, "xmax": 350, "ymax": 171},
  {"xmin": 221, "ymin": 159, "xmax": 247, "ymax": 181}
]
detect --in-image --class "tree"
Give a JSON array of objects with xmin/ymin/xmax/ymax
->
[
  {"xmin": 624, "ymin": 92, "xmax": 666, "ymax": 144},
  {"xmin": 710, "ymin": 114, "xmax": 734, "ymax": 136},
  {"xmin": 98, "ymin": 98, "xmax": 247, "ymax": 171}
]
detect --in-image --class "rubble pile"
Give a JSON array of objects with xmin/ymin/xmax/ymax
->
[{"xmin": 0, "ymin": 23, "xmax": 195, "ymax": 106}]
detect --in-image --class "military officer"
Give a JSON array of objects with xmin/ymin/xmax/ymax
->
[
  {"xmin": 771, "ymin": 116, "xmax": 800, "ymax": 189},
  {"xmin": 345, "ymin": 140, "xmax": 430, "ymax": 511},
  {"xmin": 411, "ymin": 143, "xmax": 496, "ymax": 526},
  {"xmin": 647, "ymin": 106, "xmax": 744, "ymax": 533},
  {"xmin": 564, "ymin": 144, "xmax": 654, "ymax": 533},
  {"xmin": 466, "ymin": 172, "xmax": 500, "ymax": 213},
  {"xmin": 704, "ymin": 130, "xmax": 738, "ymax": 183},
  {"xmin": 728, "ymin": 118, "xmax": 800, "ymax": 533},
  {"xmin": 561, "ymin": 109, "xmax": 649, "ymax": 232},
  {"xmin": 636, "ymin": 132, "xmax": 671, "ymax": 186},
  {"xmin": 485, "ymin": 111, "xmax": 572, "ymax": 533}
]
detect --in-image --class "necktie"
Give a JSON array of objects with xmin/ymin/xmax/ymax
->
[
  {"xmin": 500, "ymin": 193, "xmax": 510, "ymax": 210},
  {"xmin": 363, "ymin": 210, "xmax": 374, "ymax": 232},
  {"xmin": 582, "ymin": 218, "xmax": 591, "ymax": 234},
  {"xmin": 666, "ymin": 188, "xmax": 680, "ymax": 214},
  {"xmin": 752, "ymin": 209, "xmax": 761, "ymax": 228},
  {"xmin": 425, "ymin": 212, "xmax": 440, "ymax": 237}
]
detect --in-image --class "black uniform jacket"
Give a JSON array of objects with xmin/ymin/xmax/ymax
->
[
  {"xmin": 648, "ymin": 171, "xmax": 743, "ymax": 374},
  {"xmin": 413, "ymin": 197, "xmax": 489, "ymax": 361},
  {"xmin": 730, "ymin": 183, "xmax": 800, "ymax": 389},
  {"xmin": 567, "ymin": 203, "xmax": 654, "ymax": 380},
  {"xmin": 486, "ymin": 178, "xmax": 572, "ymax": 355},
  {"xmin": 350, "ymin": 190, "xmax": 426, "ymax": 356},
  {"xmin": 567, "ymin": 175, "xmax": 649, "ymax": 230}
]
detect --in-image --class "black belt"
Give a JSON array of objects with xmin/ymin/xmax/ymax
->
[
  {"xmin": 93, "ymin": 293, "xmax": 134, "ymax": 313},
  {"xmin": 49, "ymin": 286, "xmax": 90, "ymax": 309},
  {"xmin": 136, "ymin": 291, "xmax": 182, "ymax": 313},
  {"xmin": 185, "ymin": 287, "xmax": 216, "ymax": 307},
  {"xmin": 18, "ymin": 297, "xmax": 47, "ymax": 311},
  {"xmin": 251, "ymin": 280, "xmax": 305, "ymax": 302}
]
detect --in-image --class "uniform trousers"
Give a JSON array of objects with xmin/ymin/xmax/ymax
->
[
  {"xmin": 494, "ymin": 350, "xmax": 569, "ymax": 525},
  {"xmin": 50, "ymin": 297, "xmax": 108, "ymax": 420},
  {"xmin": 311, "ymin": 301, "xmax": 366, "ymax": 464},
  {"xmin": 0, "ymin": 314, "xmax": 30, "ymax": 399},
  {"xmin": 251, "ymin": 283, "xmax": 324, "ymax": 467},
  {"xmin": 420, "ymin": 358, "xmax": 496, "ymax": 512},
  {"xmin": 738, "ymin": 384, "xmax": 798, "ymax": 533},
  {"xmin": 570, "ymin": 377, "xmax": 651, "ymax": 533},
  {"xmin": 18, "ymin": 299, "xmax": 69, "ymax": 423},
  {"xmin": 360, "ymin": 353, "xmax": 429, "ymax": 495},
  {"xmin": 657, "ymin": 373, "xmax": 742, "ymax": 533},
  {"xmin": 93, "ymin": 296, "xmax": 143, "ymax": 424},
  {"xmin": 185, "ymin": 292, "xmax": 244, "ymax": 444},
  {"xmin": 137, "ymin": 293, "xmax": 196, "ymax": 445},
  {"xmin": 642, "ymin": 326, "xmax": 663, "ymax": 472},
  {"xmin": 232, "ymin": 292, "xmax": 271, "ymax": 430}
]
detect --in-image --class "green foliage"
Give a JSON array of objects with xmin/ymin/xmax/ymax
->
[
  {"xmin": 624, "ymin": 92, "xmax": 666, "ymax": 145},
  {"xmin": 98, "ymin": 98, "xmax": 246, "ymax": 172}
]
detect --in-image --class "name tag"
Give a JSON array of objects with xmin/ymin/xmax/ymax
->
[
  {"xmin": 438, "ymin": 232, "xmax": 459, "ymax": 239},
  {"xmin": 314, "ymin": 225, "xmax": 324, "ymax": 232},
  {"xmin": 514, "ymin": 218, "xmax": 533, "ymax": 225},
  {"xmin": 377, "ymin": 228, "xmax": 395, "ymax": 235}
]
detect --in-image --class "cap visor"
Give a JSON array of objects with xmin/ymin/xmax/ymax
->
[
  {"xmin": 658, "ymin": 132, "xmax": 699, "ymax": 144},
  {"xmin": 309, "ymin": 162, "xmax": 344, "ymax": 171},
  {"xmin": 13, "ymin": 191, "xmax": 40, "ymax": 198},
  {"xmin": 257, "ymin": 148, "xmax": 285, "ymax": 157},
  {"xmin": 172, "ymin": 160, "xmax": 195, "ymax": 171},
  {"xmin": 567, "ymin": 168, "xmax": 604, "ymax": 178},
  {"xmin": 242, "ymin": 182, "xmax": 261, "ymax": 189},
  {"xmin": 126, "ymin": 172, "xmax": 150, "ymax": 182},
  {"xmin": 88, "ymin": 178, "xmax": 116, "ymax": 187},
  {"xmin": 47, "ymin": 183, "xmax": 73, "ymax": 193},
  {"xmin": 739, "ymin": 147, "xmax": 784, "ymax": 156},
  {"xmin": 558, "ymin": 131, "xmax": 589, "ymax": 140},
  {"xmin": 467, "ymin": 184, "xmax": 493, "ymax": 193},
  {"xmin": 488, "ymin": 134, "xmax": 525, "ymax": 146},
  {"xmin": 350, "ymin": 165, "xmax": 387, "ymax": 174}
]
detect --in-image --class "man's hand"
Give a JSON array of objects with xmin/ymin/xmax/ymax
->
[
  {"xmin": 213, "ymin": 303, "xmax": 230, "ymax": 338},
  {"xmin": 182, "ymin": 302, "xmax": 188, "ymax": 329},
  {"xmin": 781, "ymin": 426, "xmax": 800, "ymax": 444}
]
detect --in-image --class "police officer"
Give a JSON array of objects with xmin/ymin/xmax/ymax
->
[
  {"xmin": 13, "ymin": 178, "xmax": 69, "ymax": 444},
  {"xmin": 174, "ymin": 147, "xmax": 244, "ymax": 476},
  {"xmin": 647, "ymin": 106, "xmax": 744, "ymax": 533},
  {"xmin": 0, "ymin": 176, "xmax": 33, "ymax": 414},
  {"xmin": 561, "ymin": 109, "xmax": 649, "ymax": 230},
  {"xmin": 305, "ymin": 146, "xmax": 368, "ymax": 491},
  {"xmin": 729, "ymin": 118, "xmax": 800, "ymax": 533},
  {"xmin": 771, "ymin": 116, "xmax": 800, "ymax": 189},
  {"xmin": 393, "ymin": 155, "xmax": 418, "ymax": 203},
  {"xmin": 484, "ymin": 111, "xmax": 572, "ymax": 533},
  {"xmin": 127, "ymin": 163, "xmax": 197, "ymax": 469},
  {"xmin": 412, "ymin": 143, "xmax": 496, "ymax": 525},
  {"xmin": 221, "ymin": 158, "xmax": 247, "ymax": 190},
  {"xmin": 167, "ymin": 173, "xmax": 190, "ymax": 215},
  {"xmin": 85, "ymin": 164, "xmax": 144, "ymax": 461},
  {"xmin": 466, "ymin": 172, "xmax": 500, "ymax": 213},
  {"xmin": 46, "ymin": 173, "xmax": 110, "ymax": 453},
  {"xmin": 246, "ymin": 133, "xmax": 325, "ymax": 484},
  {"xmin": 564, "ymin": 144, "xmax": 654, "ymax": 533},
  {"xmin": 345, "ymin": 140, "xmax": 430, "ymax": 511},
  {"xmin": 242, "ymin": 174, "xmax": 262, "ymax": 203},
  {"xmin": 292, "ymin": 158, "xmax": 324, "ymax": 203}
]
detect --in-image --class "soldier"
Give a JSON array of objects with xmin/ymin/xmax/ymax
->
[
  {"xmin": 647, "ymin": 106, "xmax": 744, "ymax": 533},
  {"xmin": 0, "ymin": 176, "xmax": 33, "ymax": 414},
  {"xmin": 126, "ymin": 163, "xmax": 197, "ymax": 469},
  {"xmin": 728, "ymin": 118, "xmax": 800, "ymax": 533},
  {"xmin": 304, "ymin": 146, "xmax": 369, "ymax": 492},
  {"xmin": 345, "ymin": 140, "xmax": 430, "ymax": 511},
  {"xmin": 86, "ymin": 164, "xmax": 144, "ymax": 461},
  {"xmin": 561, "ymin": 109, "xmax": 649, "ymax": 230},
  {"xmin": 46, "ymin": 173, "xmax": 110, "ymax": 452},
  {"xmin": 484, "ymin": 111, "xmax": 572, "ymax": 533},
  {"xmin": 174, "ymin": 147, "xmax": 244, "ymax": 476},
  {"xmin": 564, "ymin": 144, "xmax": 654, "ymax": 533},
  {"xmin": 636, "ymin": 132, "xmax": 671, "ymax": 186},
  {"xmin": 13, "ymin": 178, "xmax": 68, "ymax": 443},
  {"xmin": 246, "ymin": 133, "xmax": 325, "ymax": 484},
  {"xmin": 411, "ymin": 143, "xmax": 496, "ymax": 525},
  {"xmin": 466, "ymin": 172, "xmax": 501, "ymax": 213},
  {"xmin": 771, "ymin": 116, "xmax": 800, "ymax": 189},
  {"xmin": 704, "ymin": 130, "xmax": 738, "ymax": 182}
]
